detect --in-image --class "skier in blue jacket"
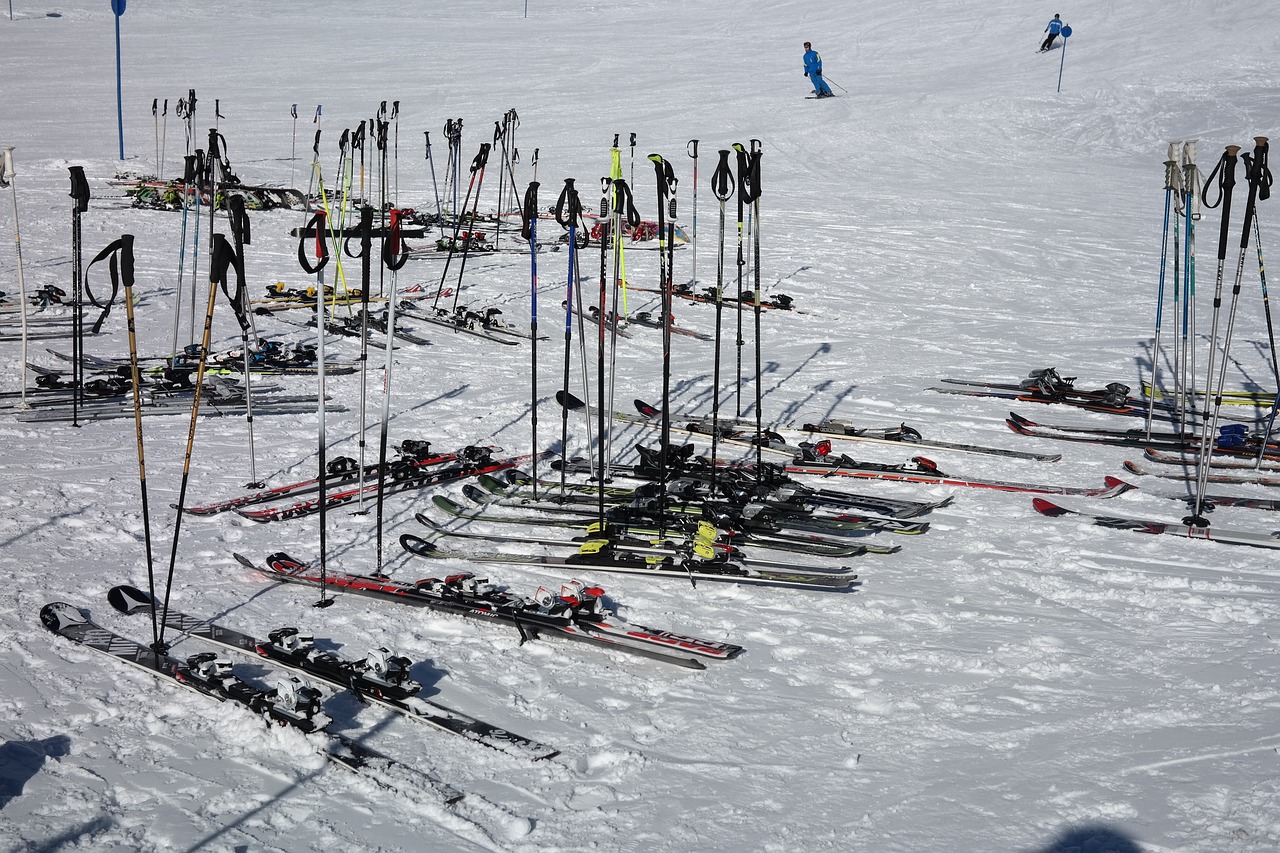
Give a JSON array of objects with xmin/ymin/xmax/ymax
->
[
  {"xmin": 803, "ymin": 42, "xmax": 834, "ymax": 98},
  {"xmin": 1040, "ymin": 15, "xmax": 1064, "ymax": 52}
]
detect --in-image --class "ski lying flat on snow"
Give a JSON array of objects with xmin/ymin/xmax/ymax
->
[
  {"xmin": 406, "ymin": 518, "xmax": 861, "ymax": 578},
  {"xmin": 1142, "ymin": 447, "xmax": 1280, "ymax": 471},
  {"xmin": 1122, "ymin": 460, "xmax": 1280, "ymax": 488},
  {"xmin": 184, "ymin": 449, "xmax": 459, "ymax": 516},
  {"xmin": 401, "ymin": 530, "xmax": 858, "ymax": 589},
  {"xmin": 799, "ymin": 418, "xmax": 1061, "ymax": 462},
  {"xmin": 459, "ymin": 482, "xmax": 928, "ymax": 537},
  {"xmin": 235, "ymin": 450, "xmax": 535, "ymax": 522},
  {"xmin": 1007, "ymin": 412, "xmax": 1280, "ymax": 457},
  {"xmin": 39, "ymin": 601, "xmax": 463, "ymax": 803},
  {"xmin": 780, "ymin": 454, "xmax": 1136, "ymax": 496},
  {"xmin": 106, "ymin": 585, "xmax": 558, "ymax": 760},
  {"xmin": 430, "ymin": 494, "xmax": 895, "ymax": 557},
  {"xmin": 235, "ymin": 552, "xmax": 744, "ymax": 668},
  {"xmin": 482, "ymin": 471, "xmax": 944, "ymax": 521},
  {"xmin": 1031, "ymin": 498, "xmax": 1280, "ymax": 549},
  {"xmin": 397, "ymin": 303, "xmax": 523, "ymax": 346}
]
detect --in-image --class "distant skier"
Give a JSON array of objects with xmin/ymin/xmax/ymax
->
[
  {"xmin": 803, "ymin": 42, "xmax": 834, "ymax": 98},
  {"xmin": 1040, "ymin": 14, "xmax": 1065, "ymax": 52}
]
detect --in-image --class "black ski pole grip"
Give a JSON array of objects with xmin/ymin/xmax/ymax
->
[
  {"xmin": 555, "ymin": 178, "xmax": 577, "ymax": 227},
  {"xmin": 712, "ymin": 150, "xmax": 733, "ymax": 201},
  {"xmin": 520, "ymin": 181, "xmax": 539, "ymax": 241},
  {"xmin": 648, "ymin": 154, "xmax": 668, "ymax": 200},
  {"xmin": 687, "ymin": 139, "xmax": 699, "ymax": 159},
  {"xmin": 68, "ymin": 166, "xmax": 90, "ymax": 213},
  {"xmin": 471, "ymin": 142, "xmax": 491, "ymax": 172}
]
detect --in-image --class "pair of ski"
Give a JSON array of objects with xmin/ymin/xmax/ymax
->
[
  {"xmin": 103, "ymin": 584, "xmax": 556, "ymax": 760},
  {"xmin": 549, "ymin": 452, "xmax": 1129, "ymax": 498},
  {"xmin": 184, "ymin": 444, "xmax": 459, "ymax": 516},
  {"xmin": 235, "ymin": 551, "xmax": 746, "ymax": 667},
  {"xmin": 407, "ymin": 511, "xmax": 861, "ymax": 590},
  {"xmin": 397, "ymin": 302, "xmax": 529, "ymax": 347},
  {"xmin": 1033, "ymin": 497, "xmax": 1280, "ymax": 550},
  {"xmin": 486, "ymin": 469, "xmax": 944, "ymax": 521},
  {"xmin": 458, "ymin": 478, "xmax": 928, "ymax": 537},
  {"xmin": 234, "ymin": 448, "xmax": 538, "ymax": 523},
  {"xmin": 1116, "ymin": 463, "xmax": 1280, "ymax": 511},
  {"xmin": 614, "ymin": 408, "xmax": 1058, "ymax": 467},
  {"xmin": 429, "ymin": 490, "xmax": 896, "ymax": 558},
  {"xmin": 1006, "ymin": 412, "xmax": 1275, "ymax": 455},
  {"xmin": 41, "ymin": 599, "xmax": 465, "ymax": 804}
]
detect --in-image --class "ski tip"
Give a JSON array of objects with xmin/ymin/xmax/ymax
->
[
  {"xmin": 231, "ymin": 552, "xmax": 258, "ymax": 570},
  {"xmin": 1031, "ymin": 497, "xmax": 1069, "ymax": 516},
  {"xmin": 1122, "ymin": 461, "xmax": 1144, "ymax": 475},
  {"xmin": 40, "ymin": 602, "xmax": 87, "ymax": 634},
  {"xmin": 107, "ymin": 584, "xmax": 155, "ymax": 615},
  {"xmin": 1103, "ymin": 476, "xmax": 1137, "ymax": 495},
  {"xmin": 399, "ymin": 533, "xmax": 438, "ymax": 556},
  {"xmin": 556, "ymin": 390, "xmax": 586, "ymax": 410}
]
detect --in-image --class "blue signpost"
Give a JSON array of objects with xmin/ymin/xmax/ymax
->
[
  {"xmin": 1057, "ymin": 24, "xmax": 1073, "ymax": 93},
  {"xmin": 112, "ymin": 0, "xmax": 126, "ymax": 159}
]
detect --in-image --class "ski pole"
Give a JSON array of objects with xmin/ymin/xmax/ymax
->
[
  {"xmin": 1146, "ymin": 143, "xmax": 1181, "ymax": 438},
  {"xmin": 1, "ymin": 148, "xmax": 32, "ymax": 410},
  {"xmin": 687, "ymin": 139, "xmax": 699, "ymax": 286},
  {"xmin": 424, "ymin": 131, "xmax": 445, "ymax": 240},
  {"xmin": 710, "ymin": 149, "xmax": 735, "ymax": 498},
  {"xmin": 747, "ymin": 140, "xmax": 765, "ymax": 485},
  {"xmin": 289, "ymin": 104, "xmax": 298, "ymax": 192},
  {"xmin": 1187, "ymin": 144, "xmax": 1241, "ymax": 525},
  {"xmin": 521, "ymin": 179, "xmax": 541, "ymax": 498},
  {"xmin": 374, "ymin": 207, "xmax": 409, "ymax": 576},
  {"xmin": 732, "ymin": 142, "xmax": 749, "ymax": 417},
  {"xmin": 823, "ymin": 76, "xmax": 850, "ymax": 94}
]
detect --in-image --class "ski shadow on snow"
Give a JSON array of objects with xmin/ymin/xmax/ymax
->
[
  {"xmin": 0, "ymin": 734, "xmax": 72, "ymax": 810},
  {"xmin": 1030, "ymin": 823, "xmax": 1142, "ymax": 853}
]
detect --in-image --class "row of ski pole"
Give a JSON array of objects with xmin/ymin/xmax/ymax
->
[{"xmin": 1148, "ymin": 136, "xmax": 1273, "ymax": 525}]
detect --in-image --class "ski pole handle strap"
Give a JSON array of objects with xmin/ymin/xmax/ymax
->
[
  {"xmin": 383, "ymin": 208, "xmax": 409, "ymax": 271},
  {"xmin": 554, "ymin": 178, "xmax": 580, "ymax": 227},
  {"xmin": 297, "ymin": 211, "xmax": 330, "ymax": 274},
  {"xmin": 84, "ymin": 235, "xmax": 131, "ymax": 334}
]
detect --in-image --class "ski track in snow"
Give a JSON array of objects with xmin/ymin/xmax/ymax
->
[{"xmin": 3, "ymin": 1, "xmax": 1280, "ymax": 851}]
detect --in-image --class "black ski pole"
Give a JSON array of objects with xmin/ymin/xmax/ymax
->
[
  {"xmin": 710, "ymin": 150, "xmax": 735, "ymax": 498},
  {"xmin": 732, "ymin": 142, "xmax": 749, "ymax": 417},
  {"xmin": 746, "ymin": 140, "xmax": 764, "ymax": 487},
  {"xmin": 1187, "ymin": 144, "xmax": 1241, "ymax": 525},
  {"xmin": 67, "ymin": 166, "xmax": 90, "ymax": 427},
  {"xmin": 521, "ymin": 179, "xmax": 541, "ymax": 498},
  {"xmin": 687, "ymin": 139, "xmax": 699, "ymax": 287},
  {"xmin": 374, "ymin": 207, "xmax": 410, "ymax": 577},
  {"xmin": 448, "ymin": 143, "xmax": 492, "ymax": 314}
]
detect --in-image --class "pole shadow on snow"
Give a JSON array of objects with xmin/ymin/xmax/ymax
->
[
  {"xmin": 24, "ymin": 816, "xmax": 115, "ymax": 853},
  {"xmin": 0, "ymin": 734, "xmax": 72, "ymax": 810},
  {"xmin": 1030, "ymin": 823, "xmax": 1143, "ymax": 853},
  {"xmin": 180, "ymin": 714, "xmax": 403, "ymax": 853}
]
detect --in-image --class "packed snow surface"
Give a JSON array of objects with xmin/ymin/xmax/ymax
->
[{"xmin": 2, "ymin": 1, "xmax": 1279, "ymax": 851}]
